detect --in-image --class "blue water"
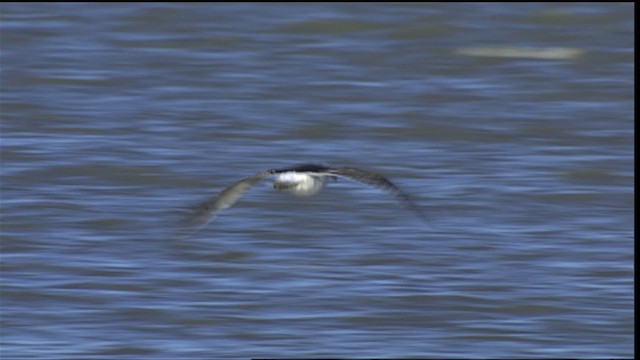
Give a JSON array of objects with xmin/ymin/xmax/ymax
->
[{"xmin": 1, "ymin": 3, "xmax": 634, "ymax": 358}]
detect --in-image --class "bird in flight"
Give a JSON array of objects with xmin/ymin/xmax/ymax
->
[{"xmin": 179, "ymin": 163, "xmax": 424, "ymax": 234}]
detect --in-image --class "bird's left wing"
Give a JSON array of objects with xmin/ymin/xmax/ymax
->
[{"xmin": 179, "ymin": 171, "xmax": 270, "ymax": 235}]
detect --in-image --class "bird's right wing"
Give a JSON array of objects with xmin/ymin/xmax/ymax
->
[
  {"xmin": 324, "ymin": 167, "xmax": 427, "ymax": 220},
  {"xmin": 179, "ymin": 172, "xmax": 269, "ymax": 235}
]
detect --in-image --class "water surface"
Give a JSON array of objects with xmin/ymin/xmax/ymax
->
[{"xmin": 1, "ymin": 3, "xmax": 634, "ymax": 358}]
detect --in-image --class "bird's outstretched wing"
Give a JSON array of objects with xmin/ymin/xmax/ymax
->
[
  {"xmin": 177, "ymin": 164, "xmax": 425, "ymax": 237},
  {"xmin": 322, "ymin": 167, "xmax": 426, "ymax": 220},
  {"xmin": 178, "ymin": 172, "xmax": 269, "ymax": 235}
]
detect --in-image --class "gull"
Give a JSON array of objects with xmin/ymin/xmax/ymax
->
[{"xmin": 179, "ymin": 164, "xmax": 424, "ymax": 233}]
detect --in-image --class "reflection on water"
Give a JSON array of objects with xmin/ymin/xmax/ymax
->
[{"xmin": 455, "ymin": 46, "xmax": 585, "ymax": 60}]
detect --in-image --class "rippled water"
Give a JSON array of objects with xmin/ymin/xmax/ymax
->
[{"xmin": 1, "ymin": 3, "xmax": 634, "ymax": 359}]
